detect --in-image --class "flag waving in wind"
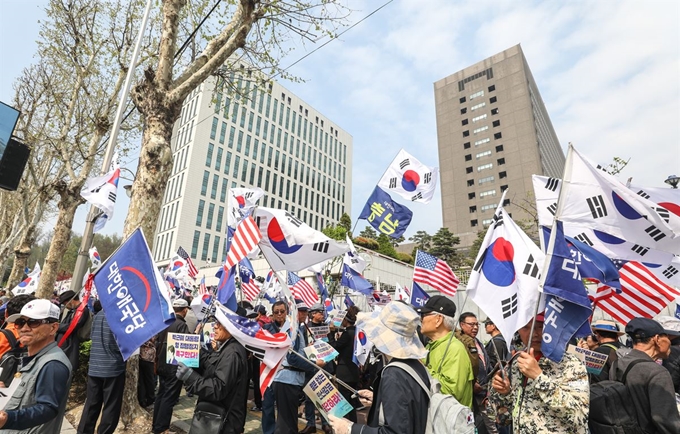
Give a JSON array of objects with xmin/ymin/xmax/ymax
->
[
  {"xmin": 413, "ymin": 250, "xmax": 459, "ymax": 296},
  {"xmin": 287, "ymin": 272, "xmax": 319, "ymax": 308},
  {"xmin": 341, "ymin": 263, "xmax": 374, "ymax": 295},
  {"xmin": 177, "ymin": 246, "xmax": 198, "ymax": 278},
  {"xmin": 81, "ymin": 157, "xmax": 120, "ymax": 233},
  {"xmin": 227, "ymin": 187, "xmax": 264, "ymax": 228},
  {"xmin": 225, "ymin": 216, "xmax": 261, "ymax": 270},
  {"xmin": 239, "ymin": 258, "xmax": 261, "ymax": 301},
  {"xmin": 377, "ymin": 149, "xmax": 439, "ymax": 203},
  {"xmin": 13, "ymin": 262, "xmax": 41, "ymax": 295},
  {"xmin": 410, "ymin": 282, "xmax": 429, "ymax": 308},
  {"xmin": 359, "ymin": 186, "xmax": 413, "ymax": 238}
]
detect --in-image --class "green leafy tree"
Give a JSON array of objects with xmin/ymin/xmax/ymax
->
[
  {"xmin": 359, "ymin": 226, "xmax": 378, "ymax": 240},
  {"xmin": 377, "ymin": 234, "xmax": 399, "ymax": 259},
  {"xmin": 409, "ymin": 230, "xmax": 432, "ymax": 251},
  {"xmin": 396, "ymin": 252, "xmax": 413, "ymax": 264},
  {"xmin": 429, "ymin": 227, "xmax": 461, "ymax": 266},
  {"xmin": 353, "ymin": 237, "xmax": 379, "ymax": 251},
  {"xmin": 321, "ymin": 224, "xmax": 347, "ymax": 241},
  {"xmin": 338, "ymin": 213, "xmax": 352, "ymax": 237},
  {"xmin": 390, "ymin": 235, "xmax": 405, "ymax": 248}
]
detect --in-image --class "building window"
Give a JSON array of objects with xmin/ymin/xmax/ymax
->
[
  {"xmin": 216, "ymin": 206, "xmax": 224, "ymax": 232},
  {"xmin": 472, "ymin": 114, "xmax": 487, "ymax": 123},
  {"xmin": 479, "ymin": 175, "xmax": 495, "ymax": 184},
  {"xmin": 467, "ymin": 179, "xmax": 474, "ymax": 186},
  {"xmin": 501, "ymin": 184, "xmax": 509, "ymax": 192},
  {"xmin": 196, "ymin": 200, "xmax": 205, "ymax": 226},
  {"xmin": 497, "ymin": 158, "xmax": 506, "ymax": 165},
  {"xmin": 215, "ymin": 147, "xmax": 223, "ymax": 171},
  {"xmin": 200, "ymin": 171, "xmax": 209, "ymax": 196},
  {"xmin": 480, "ymin": 189, "xmax": 496, "ymax": 198},
  {"xmin": 481, "ymin": 203, "xmax": 497, "ymax": 212},
  {"xmin": 460, "ymin": 108, "xmax": 467, "ymax": 115},
  {"xmin": 469, "ymin": 206, "xmax": 477, "ymax": 213},
  {"xmin": 191, "ymin": 231, "xmax": 200, "ymax": 258},
  {"xmin": 210, "ymin": 118, "xmax": 218, "ymax": 140},
  {"xmin": 466, "ymin": 166, "xmax": 473, "ymax": 174},
  {"xmin": 463, "ymin": 142, "xmax": 471, "ymax": 149},
  {"xmin": 469, "ymin": 90, "xmax": 484, "ymax": 100},
  {"xmin": 468, "ymin": 192, "xmax": 476, "ymax": 200},
  {"xmin": 499, "ymin": 171, "xmax": 507, "ymax": 179},
  {"xmin": 462, "ymin": 119, "xmax": 469, "ymax": 126},
  {"xmin": 471, "ymin": 102, "xmax": 486, "ymax": 111},
  {"xmin": 475, "ymin": 138, "xmax": 490, "ymax": 146},
  {"xmin": 463, "ymin": 130, "xmax": 470, "ymax": 137},
  {"xmin": 459, "ymin": 97, "xmax": 466, "ymax": 103},
  {"xmin": 205, "ymin": 143, "xmax": 214, "ymax": 167},
  {"xmin": 496, "ymin": 145, "xmax": 504, "ymax": 152},
  {"xmin": 488, "ymin": 85, "xmax": 496, "ymax": 92},
  {"xmin": 503, "ymin": 198, "xmax": 511, "ymax": 206},
  {"xmin": 494, "ymin": 132, "xmax": 502, "ymax": 140},
  {"xmin": 206, "ymin": 203, "xmax": 215, "ymax": 229},
  {"xmin": 492, "ymin": 120, "xmax": 501, "ymax": 127},
  {"xmin": 476, "ymin": 150, "xmax": 492, "ymax": 159},
  {"xmin": 490, "ymin": 96, "xmax": 497, "ymax": 104},
  {"xmin": 473, "ymin": 126, "xmax": 489, "ymax": 134},
  {"xmin": 201, "ymin": 234, "xmax": 210, "ymax": 261},
  {"xmin": 470, "ymin": 219, "xmax": 478, "ymax": 227},
  {"xmin": 478, "ymin": 163, "xmax": 493, "ymax": 172},
  {"xmin": 465, "ymin": 154, "xmax": 472, "ymax": 161},
  {"xmin": 491, "ymin": 108, "xmax": 499, "ymax": 115},
  {"xmin": 482, "ymin": 219, "xmax": 493, "ymax": 227},
  {"xmin": 212, "ymin": 236, "xmax": 220, "ymax": 263}
]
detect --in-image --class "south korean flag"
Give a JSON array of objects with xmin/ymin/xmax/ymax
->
[{"xmin": 377, "ymin": 149, "xmax": 439, "ymax": 204}]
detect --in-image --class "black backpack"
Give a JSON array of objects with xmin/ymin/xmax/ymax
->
[
  {"xmin": 588, "ymin": 358, "xmax": 653, "ymax": 434},
  {"xmin": 0, "ymin": 329, "xmax": 26, "ymax": 385}
]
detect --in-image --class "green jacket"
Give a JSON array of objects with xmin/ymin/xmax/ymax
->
[{"xmin": 425, "ymin": 331, "xmax": 474, "ymax": 408}]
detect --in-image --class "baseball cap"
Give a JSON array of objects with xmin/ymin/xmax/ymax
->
[
  {"xmin": 7, "ymin": 299, "xmax": 60, "ymax": 323},
  {"xmin": 414, "ymin": 295, "xmax": 457, "ymax": 318},
  {"xmin": 295, "ymin": 299, "xmax": 309, "ymax": 311},
  {"xmin": 483, "ymin": 318, "xmax": 494, "ymax": 325},
  {"xmin": 59, "ymin": 290, "xmax": 76, "ymax": 305},
  {"xmin": 591, "ymin": 319, "xmax": 624, "ymax": 336},
  {"xmin": 625, "ymin": 317, "xmax": 680, "ymax": 340},
  {"xmin": 172, "ymin": 299, "xmax": 189, "ymax": 308},
  {"xmin": 309, "ymin": 303, "xmax": 324, "ymax": 313}
]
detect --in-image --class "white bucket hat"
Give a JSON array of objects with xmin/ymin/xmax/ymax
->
[{"xmin": 356, "ymin": 301, "xmax": 427, "ymax": 360}]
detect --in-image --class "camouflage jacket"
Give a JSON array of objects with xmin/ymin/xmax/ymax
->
[{"xmin": 489, "ymin": 352, "xmax": 589, "ymax": 433}]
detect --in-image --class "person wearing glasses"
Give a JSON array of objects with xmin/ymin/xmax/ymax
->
[
  {"xmin": 261, "ymin": 300, "xmax": 290, "ymax": 434},
  {"xmin": 458, "ymin": 312, "xmax": 496, "ymax": 434},
  {"xmin": 0, "ymin": 299, "xmax": 72, "ymax": 433}
]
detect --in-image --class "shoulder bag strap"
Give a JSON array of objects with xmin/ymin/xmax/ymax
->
[
  {"xmin": 620, "ymin": 358, "xmax": 653, "ymax": 384},
  {"xmin": 437, "ymin": 332, "xmax": 456, "ymax": 374},
  {"xmin": 0, "ymin": 329, "xmax": 17, "ymax": 349}
]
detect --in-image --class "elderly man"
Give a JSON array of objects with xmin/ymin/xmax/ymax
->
[
  {"xmin": 56, "ymin": 289, "xmax": 92, "ymax": 371},
  {"xmin": 416, "ymin": 296, "xmax": 474, "ymax": 407},
  {"xmin": 589, "ymin": 319, "xmax": 624, "ymax": 383},
  {"xmin": 301, "ymin": 303, "xmax": 333, "ymax": 434},
  {"xmin": 0, "ymin": 299, "xmax": 72, "ymax": 433},
  {"xmin": 491, "ymin": 314, "xmax": 590, "ymax": 433}
]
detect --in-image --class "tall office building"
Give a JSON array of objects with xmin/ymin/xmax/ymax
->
[
  {"xmin": 434, "ymin": 44, "xmax": 565, "ymax": 248},
  {"xmin": 152, "ymin": 70, "xmax": 353, "ymax": 266}
]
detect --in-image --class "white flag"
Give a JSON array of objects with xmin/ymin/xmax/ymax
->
[
  {"xmin": 228, "ymin": 187, "xmax": 264, "ymax": 228},
  {"xmin": 467, "ymin": 197, "xmax": 544, "ymax": 351},
  {"xmin": 377, "ymin": 149, "xmax": 439, "ymax": 203},
  {"xmin": 556, "ymin": 147, "xmax": 680, "ymax": 255},
  {"xmin": 395, "ymin": 282, "xmax": 411, "ymax": 303},
  {"xmin": 344, "ymin": 234, "xmax": 367, "ymax": 273},
  {"xmin": 81, "ymin": 164, "xmax": 120, "ymax": 221},
  {"xmin": 353, "ymin": 328, "xmax": 374, "ymax": 367},
  {"xmin": 13, "ymin": 262, "xmax": 41, "ymax": 295},
  {"xmin": 89, "ymin": 246, "xmax": 102, "ymax": 268},
  {"xmin": 254, "ymin": 207, "xmax": 349, "ymax": 272},
  {"xmin": 165, "ymin": 255, "xmax": 190, "ymax": 280}
]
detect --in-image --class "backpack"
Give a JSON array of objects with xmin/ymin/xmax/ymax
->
[
  {"xmin": 77, "ymin": 309, "xmax": 93, "ymax": 342},
  {"xmin": 588, "ymin": 358, "xmax": 653, "ymax": 434},
  {"xmin": 0, "ymin": 329, "xmax": 26, "ymax": 386},
  {"xmin": 381, "ymin": 362, "xmax": 475, "ymax": 434}
]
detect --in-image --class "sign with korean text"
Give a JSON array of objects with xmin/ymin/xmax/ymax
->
[
  {"xmin": 358, "ymin": 186, "xmax": 413, "ymax": 238},
  {"xmin": 304, "ymin": 340, "xmax": 339, "ymax": 363},
  {"xmin": 303, "ymin": 370, "xmax": 353, "ymax": 419},
  {"xmin": 567, "ymin": 344, "xmax": 608, "ymax": 375},
  {"xmin": 167, "ymin": 333, "xmax": 200, "ymax": 368},
  {"xmin": 309, "ymin": 324, "xmax": 330, "ymax": 340}
]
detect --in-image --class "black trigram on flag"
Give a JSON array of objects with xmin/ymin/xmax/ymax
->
[
  {"xmin": 389, "ymin": 177, "xmax": 397, "ymax": 188},
  {"xmin": 473, "ymin": 249, "xmax": 487, "ymax": 272},
  {"xmin": 493, "ymin": 212, "xmax": 504, "ymax": 229},
  {"xmin": 108, "ymin": 192, "xmax": 116, "ymax": 203},
  {"xmin": 245, "ymin": 344, "xmax": 265, "ymax": 361},
  {"xmin": 595, "ymin": 164, "xmax": 608, "ymax": 173},
  {"xmin": 547, "ymin": 202, "xmax": 558, "ymax": 216},
  {"xmin": 586, "ymin": 195, "xmax": 607, "ymax": 218},
  {"xmin": 312, "ymin": 241, "xmax": 330, "ymax": 253},
  {"xmin": 411, "ymin": 192, "xmax": 423, "ymax": 201},
  {"xmin": 424, "ymin": 172, "xmax": 432, "ymax": 183},
  {"xmin": 545, "ymin": 177, "xmax": 559, "ymax": 192},
  {"xmin": 574, "ymin": 233, "xmax": 593, "ymax": 246},
  {"xmin": 399, "ymin": 159, "xmax": 410, "ymax": 169},
  {"xmin": 501, "ymin": 294, "xmax": 518, "ymax": 319},
  {"xmin": 631, "ymin": 244, "xmax": 649, "ymax": 256},
  {"xmin": 636, "ymin": 190, "xmax": 651, "ymax": 200},
  {"xmin": 645, "ymin": 225, "xmax": 666, "ymax": 242},
  {"xmin": 654, "ymin": 207, "xmax": 670, "ymax": 224},
  {"xmin": 523, "ymin": 254, "xmax": 539, "ymax": 278},
  {"xmin": 662, "ymin": 266, "xmax": 679, "ymax": 279},
  {"xmin": 285, "ymin": 212, "xmax": 303, "ymax": 227}
]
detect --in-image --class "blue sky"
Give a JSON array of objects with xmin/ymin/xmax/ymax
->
[{"xmin": 1, "ymin": 0, "xmax": 678, "ymax": 241}]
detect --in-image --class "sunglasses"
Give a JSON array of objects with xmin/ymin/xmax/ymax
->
[
  {"xmin": 273, "ymin": 310, "xmax": 287, "ymax": 314},
  {"xmin": 15, "ymin": 318, "xmax": 55, "ymax": 329}
]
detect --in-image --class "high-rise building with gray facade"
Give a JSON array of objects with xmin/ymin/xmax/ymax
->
[
  {"xmin": 153, "ymin": 70, "xmax": 352, "ymax": 266},
  {"xmin": 434, "ymin": 44, "xmax": 565, "ymax": 248}
]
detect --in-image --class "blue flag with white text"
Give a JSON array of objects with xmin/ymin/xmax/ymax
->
[
  {"xmin": 410, "ymin": 281, "xmax": 430, "ymax": 308},
  {"xmin": 358, "ymin": 186, "xmax": 413, "ymax": 239},
  {"xmin": 344, "ymin": 294, "xmax": 354, "ymax": 308},
  {"xmin": 93, "ymin": 229, "xmax": 175, "ymax": 360},
  {"xmin": 542, "ymin": 221, "xmax": 593, "ymax": 362},
  {"xmin": 341, "ymin": 263, "xmax": 374, "ymax": 295},
  {"xmin": 675, "ymin": 304, "xmax": 680, "ymax": 320}
]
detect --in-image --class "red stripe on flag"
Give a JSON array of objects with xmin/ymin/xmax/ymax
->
[
  {"xmin": 225, "ymin": 216, "xmax": 261, "ymax": 270},
  {"xmin": 291, "ymin": 278, "xmax": 318, "ymax": 308},
  {"xmin": 413, "ymin": 262, "xmax": 459, "ymax": 296}
]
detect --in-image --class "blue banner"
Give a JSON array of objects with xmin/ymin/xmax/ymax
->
[
  {"xmin": 675, "ymin": 304, "xmax": 680, "ymax": 320},
  {"xmin": 542, "ymin": 222, "xmax": 593, "ymax": 362},
  {"xmin": 341, "ymin": 263, "xmax": 374, "ymax": 295},
  {"xmin": 344, "ymin": 294, "xmax": 354, "ymax": 308},
  {"xmin": 410, "ymin": 281, "xmax": 430, "ymax": 308},
  {"xmin": 358, "ymin": 186, "xmax": 413, "ymax": 238},
  {"xmin": 93, "ymin": 229, "xmax": 175, "ymax": 360}
]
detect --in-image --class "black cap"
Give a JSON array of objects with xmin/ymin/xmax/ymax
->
[
  {"xmin": 483, "ymin": 318, "xmax": 494, "ymax": 325},
  {"xmin": 59, "ymin": 290, "xmax": 76, "ymax": 305},
  {"xmin": 625, "ymin": 317, "xmax": 680, "ymax": 340},
  {"xmin": 415, "ymin": 295, "xmax": 456, "ymax": 318}
]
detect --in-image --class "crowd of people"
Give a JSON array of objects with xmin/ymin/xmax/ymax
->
[{"xmin": 0, "ymin": 288, "xmax": 679, "ymax": 434}]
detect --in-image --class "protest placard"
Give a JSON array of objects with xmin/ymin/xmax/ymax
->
[
  {"xmin": 304, "ymin": 340, "xmax": 339, "ymax": 363},
  {"xmin": 167, "ymin": 332, "xmax": 201, "ymax": 368},
  {"xmin": 331, "ymin": 311, "xmax": 347, "ymax": 328},
  {"xmin": 309, "ymin": 324, "xmax": 330, "ymax": 340},
  {"xmin": 303, "ymin": 370, "xmax": 353, "ymax": 419},
  {"xmin": 567, "ymin": 344, "xmax": 608, "ymax": 375}
]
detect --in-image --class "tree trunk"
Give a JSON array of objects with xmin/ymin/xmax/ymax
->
[
  {"xmin": 36, "ymin": 188, "xmax": 83, "ymax": 299},
  {"xmin": 7, "ymin": 225, "xmax": 37, "ymax": 292}
]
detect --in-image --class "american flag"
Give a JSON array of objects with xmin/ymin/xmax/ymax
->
[
  {"xmin": 214, "ymin": 303, "xmax": 291, "ymax": 396},
  {"xmin": 239, "ymin": 261, "xmax": 261, "ymax": 301},
  {"xmin": 225, "ymin": 216, "xmax": 261, "ymax": 270},
  {"xmin": 198, "ymin": 276, "xmax": 207, "ymax": 296},
  {"xmin": 287, "ymin": 272, "xmax": 318, "ymax": 308},
  {"xmin": 413, "ymin": 250, "xmax": 459, "ymax": 296},
  {"xmin": 177, "ymin": 246, "xmax": 198, "ymax": 278},
  {"xmin": 597, "ymin": 260, "xmax": 680, "ymax": 324}
]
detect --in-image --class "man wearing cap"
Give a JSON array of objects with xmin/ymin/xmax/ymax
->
[
  {"xmin": 0, "ymin": 299, "xmax": 72, "ymax": 433},
  {"xmin": 261, "ymin": 300, "xmax": 288, "ymax": 434},
  {"xmin": 301, "ymin": 303, "xmax": 333, "ymax": 434},
  {"xmin": 328, "ymin": 301, "xmax": 431, "ymax": 434},
  {"xmin": 416, "ymin": 295, "xmax": 474, "ymax": 407},
  {"xmin": 589, "ymin": 319, "xmax": 624, "ymax": 383},
  {"xmin": 55, "ymin": 289, "xmax": 92, "ymax": 372},
  {"xmin": 491, "ymin": 314, "xmax": 589, "ymax": 433},
  {"xmin": 152, "ymin": 298, "xmax": 191, "ymax": 434},
  {"xmin": 612, "ymin": 317, "xmax": 680, "ymax": 433}
]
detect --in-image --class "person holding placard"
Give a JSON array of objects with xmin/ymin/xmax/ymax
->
[
  {"xmin": 328, "ymin": 306, "xmax": 361, "ymax": 423},
  {"xmin": 302, "ymin": 303, "xmax": 333, "ymax": 434}
]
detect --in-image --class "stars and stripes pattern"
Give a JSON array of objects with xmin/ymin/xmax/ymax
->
[
  {"xmin": 413, "ymin": 250, "xmax": 459, "ymax": 296},
  {"xmin": 597, "ymin": 260, "xmax": 680, "ymax": 324},
  {"xmin": 177, "ymin": 246, "xmax": 198, "ymax": 278},
  {"xmin": 287, "ymin": 272, "xmax": 319, "ymax": 308},
  {"xmin": 224, "ymin": 216, "xmax": 261, "ymax": 270},
  {"xmin": 198, "ymin": 276, "xmax": 207, "ymax": 296}
]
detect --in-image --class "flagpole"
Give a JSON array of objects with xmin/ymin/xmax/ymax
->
[{"xmin": 289, "ymin": 348, "xmax": 360, "ymax": 396}]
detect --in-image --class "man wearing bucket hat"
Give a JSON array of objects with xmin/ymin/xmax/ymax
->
[
  {"xmin": 328, "ymin": 301, "xmax": 430, "ymax": 434},
  {"xmin": 0, "ymin": 299, "xmax": 72, "ymax": 433},
  {"xmin": 611, "ymin": 317, "xmax": 680, "ymax": 433},
  {"xmin": 589, "ymin": 319, "xmax": 624, "ymax": 383}
]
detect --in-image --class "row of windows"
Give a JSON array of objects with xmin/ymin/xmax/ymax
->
[
  {"xmin": 468, "ymin": 198, "xmax": 509, "ymax": 214},
  {"xmin": 462, "ymin": 118, "xmax": 501, "ymax": 138},
  {"xmin": 466, "ymin": 170, "xmax": 508, "ymax": 187}
]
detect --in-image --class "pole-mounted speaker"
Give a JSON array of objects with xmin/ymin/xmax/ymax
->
[{"xmin": 0, "ymin": 138, "xmax": 30, "ymax": 191}]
